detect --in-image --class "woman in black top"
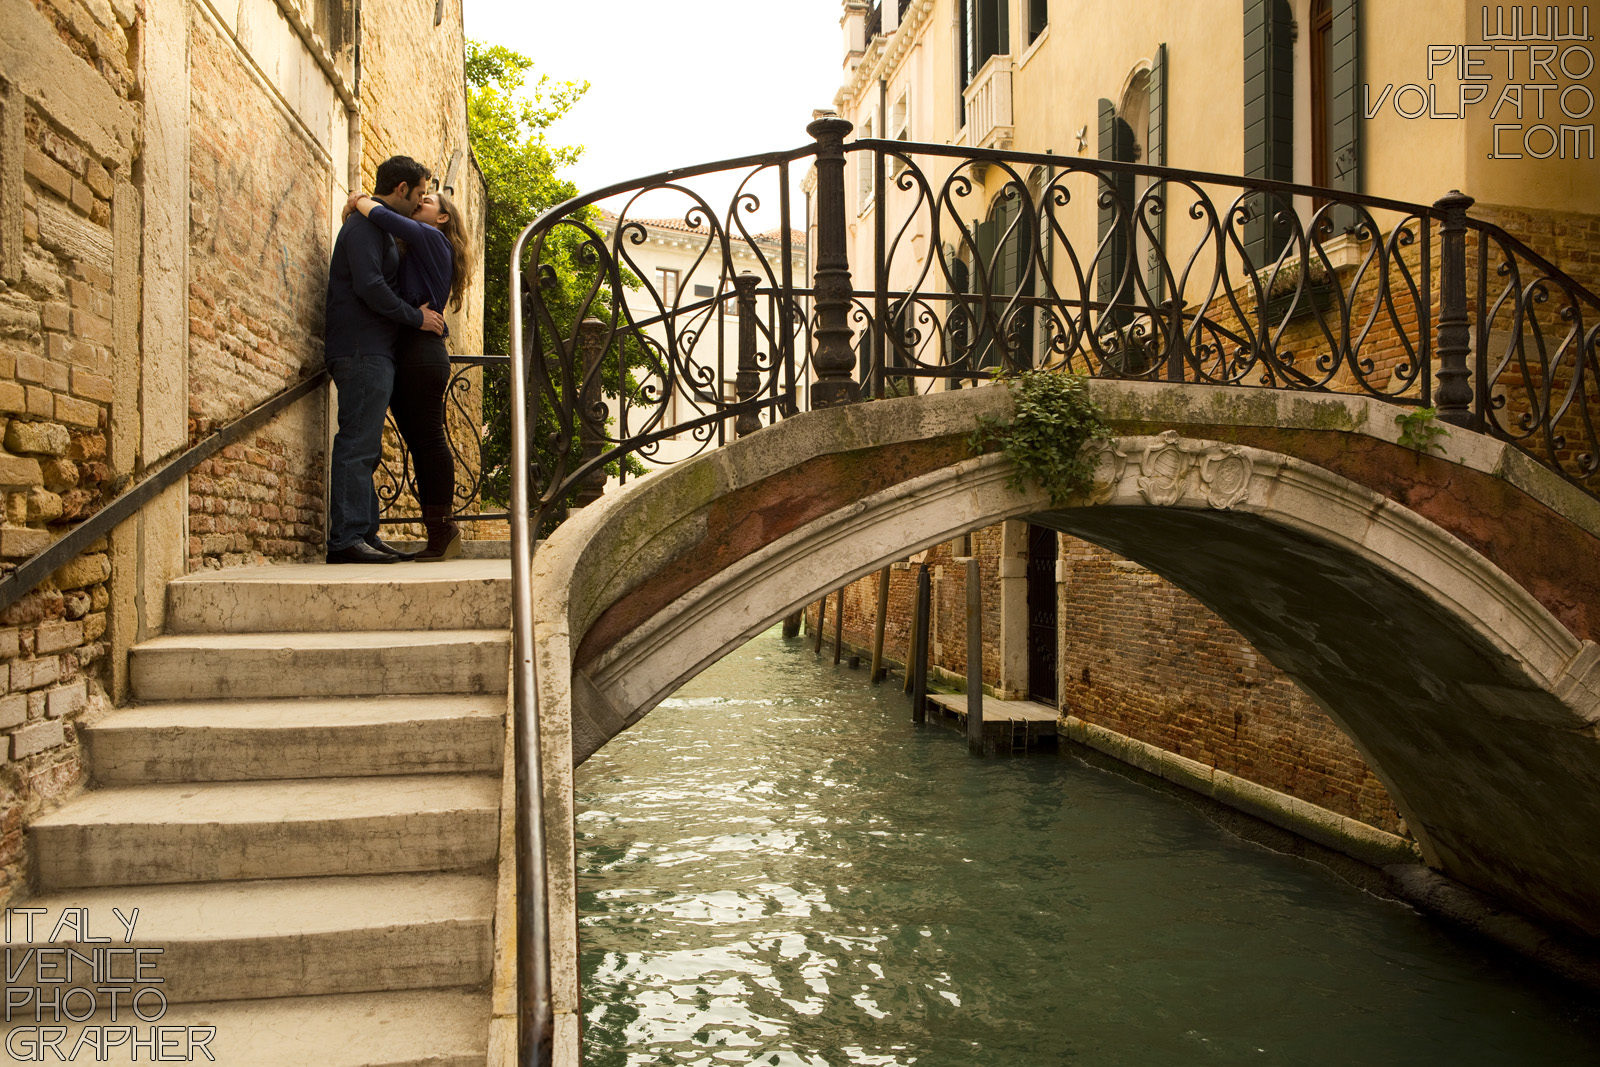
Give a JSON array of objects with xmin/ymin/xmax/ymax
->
[{"xmin": 348, "ymin": 190, "xmax": 472, "ymax": 560}]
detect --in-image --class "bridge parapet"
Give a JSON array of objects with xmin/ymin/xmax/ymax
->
[
  {"xmin": 527, "ymin": 381, "xmax": 1600, "ymax": 1051},
  {"xmin": 512, "ymin": 130, "xmax": 1600, "ymax": 540}
]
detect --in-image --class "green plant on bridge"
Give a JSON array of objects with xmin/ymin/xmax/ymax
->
[
  {"xmin": 970, "ymin": 370, "xmax": 1109, "ymax": 506},
  {"xmin": 1395, "ymin": 405, "xmax": 1449, "ymax": 455}
]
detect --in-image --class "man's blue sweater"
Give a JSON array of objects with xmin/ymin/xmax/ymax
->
[{"xmin": 324, "ymin": 212, "xmax": 423, "ymax": 359}]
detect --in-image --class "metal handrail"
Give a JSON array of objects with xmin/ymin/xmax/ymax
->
[
  {"xmin": 0, "ymin": 371, "xmax": 329, "ymax": 615},
  {"xmin": 506, "ymin": 139, "xmax": 824, "ymax": 1065}
]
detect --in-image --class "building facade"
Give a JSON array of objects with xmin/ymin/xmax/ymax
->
[
  {"xmin": 0, "ymin": 0, "xmax": 484, "ymax": 899},
  {"xmin": 819, "ymin": 0, "xmax": 1599, "ymax": 842},
  {"xmin": 594, "ymin": 211, "xmax": 809, "ymax": 470}
]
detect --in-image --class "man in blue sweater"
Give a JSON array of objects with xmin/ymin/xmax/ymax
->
[{"xmin": 324, "ymin": 155, "xmax": 446, "ymax": 564}]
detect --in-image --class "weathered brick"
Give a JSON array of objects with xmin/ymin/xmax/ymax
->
[
  {"xmin": 10, "ymin": 656, "xmax": 59, "ymax": 690},
  {"xmin": 34, "ymin": 620, "xmax": 81, "ymax": 655},
  {"xmin": 82, "ymin": 612, "xmax": 106, "ymax": 641},
  {"xmin": 0, "ymin": 384, "xmax": 24, "ymax": 417},
  {"xmin": 0, "ymin": 629, "xmax": 19, "ymax": 659},
  {"xmin": 24, "ymin": 146, "xmax": 74, "ymax": 201},
  {"xmin": 25, "ymin": 388, "xmax": 53, "ymax": 418},
  {"xmin": 40, "ymin": 303, "xmax": 70, "ymax": 333},
  {"xmin": 25, "ymin": 489, "xmax": 62, "ymax": 523},
  {"xmin": 46, "ymin": 681, "xmax": 86, "ymax": 719},
  {"xmin": 5, "ymin": 421, "xmax": 70, "ymax": 456},
  {"xmin": 53, "ymin": 395, "xmax": 99, "ymax": 429},
  {"xmin": 68, "ymin": 181, "xmax": 95, "ymax": 217},
  {"xmin": 69, "ymin": 311, "xmax": 112, "ymax": 346},
  {"xmin": 14, "ymin": 352, "xmax": 46, "ymax": 384},
  {"xmin": 11, "ymin": 719, "xmax": 65, "ymax": 760},
  {"xmin": 40, "ymin": 459, "xmax": 78, "ymax": 491},
  {"xmin": 0, "ymin": 527, "xmax": 49, "ymax": 560},
  {"xmin": 70, "ymin": 369, "xmax": 114, "ymax": 404},
  {"xmin": 0, "ymin": 695, "xmax": 24, "ymax": 731},
  {"xmin": 84, "ymin": 160, "xmax": 113, "ymax": 200},
  {"xmin": 0, "ymin": 454, "xmax": 43, "ymax": 488},
  {"xmin": 51, "ymin": 553, "xmax": 109, "ymax": 590}
]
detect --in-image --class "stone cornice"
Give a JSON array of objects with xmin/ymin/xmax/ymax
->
[{"xmin": 836, "ymin": 0, "xmax": 936, "ymax": 111}]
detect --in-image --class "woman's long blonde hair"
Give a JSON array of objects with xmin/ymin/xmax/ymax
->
[{"xmin": 432, "ymin": 192, "xmax": 472, "ymax": 313}]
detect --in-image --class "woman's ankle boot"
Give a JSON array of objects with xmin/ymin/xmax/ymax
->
[{"xmin": 417, "ymin": 505, "xmax": 463, "ymax": 562}]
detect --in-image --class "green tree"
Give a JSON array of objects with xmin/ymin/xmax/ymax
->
[
  {"xmin": 467, "ymin": 42, "xmax": 648, "ymax": 518},
  {"xmin": 467, "ymin": 41, "xmax": 587, "ymax": 359}
]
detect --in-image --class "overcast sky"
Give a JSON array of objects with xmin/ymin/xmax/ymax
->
[{"xmin": 463, "ymin": 0, "xmax": 845, "ymax": 219}]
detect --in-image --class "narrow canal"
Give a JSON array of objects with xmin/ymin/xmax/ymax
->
[{"xmin": 576, "ymin": 629, "xmax": 1600, "ymax": 1065}]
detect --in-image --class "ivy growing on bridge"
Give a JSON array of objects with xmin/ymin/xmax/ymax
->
[{"xmin": 970, "ymin": 370, "xmax": 1109, "ymax": 506}]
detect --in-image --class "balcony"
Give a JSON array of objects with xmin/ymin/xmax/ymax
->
[{"xmin": 963, "ymin": 53, "xmax": 1014, "ymax": 151}]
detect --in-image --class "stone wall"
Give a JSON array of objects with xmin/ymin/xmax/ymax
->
[
  {"xmin": 816, "ymin": 523, "xmax": 1407, "ymax": 836},
  {"xmin": 0, "ymin": 0, "xmax": 145, "ymax": 900}
]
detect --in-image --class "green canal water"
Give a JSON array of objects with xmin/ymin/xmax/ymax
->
[{"xmin": 575, "ymin": 629, "xmax": 1600, "ymax": 1065}]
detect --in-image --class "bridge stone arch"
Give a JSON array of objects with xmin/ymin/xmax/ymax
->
[{"xmin": 531, "ymin": 380, "xmax": 1600, "ymax": 1025}]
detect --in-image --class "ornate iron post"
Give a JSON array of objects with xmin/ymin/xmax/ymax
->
[
  {"xmin": 807, "ymin": 114, "xmax": 861, "ymax": 408},
  {"xmin": 1434, "ymin": 190, "xmax": 1477, "ymax": 429},
  {"xmin": 574, "ymin": 317, "xmax": 608, "ymax": 506},
  {"xmin": 733, "ymin": 272, "xmax": 762, "ymax": 438}
]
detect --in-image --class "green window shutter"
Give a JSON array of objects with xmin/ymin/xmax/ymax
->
[
  {"xmin": 974, "ymin": 218, "xmax": 1001, "ymax": 370},
  {"xmin": 1097, "ymin": 99, "xmax": 1134, "ymax": 329},
  {"xmin": 1327, "ymin": 0, "xmax": 1362, "ymax": 232},
  {"xmin": 1146, "ymin": 43, "xmax": 1168, "ymax": 304},
  {"xmin": 1243, "ymin": 0, "xmax": 1293, "ymax": 266}
]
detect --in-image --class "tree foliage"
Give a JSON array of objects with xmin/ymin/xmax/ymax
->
[
  {"xmin": 467, "ymin": 43, "xmax": 590, "ymax": 357},
  {"xmin": 467, "ymin": 42, "xmax": 647, "ymax": 516}
]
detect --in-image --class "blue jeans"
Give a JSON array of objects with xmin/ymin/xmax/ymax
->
[{"xmin": 326, "ymin": 352, "xmax": 395, "ymax": 551}]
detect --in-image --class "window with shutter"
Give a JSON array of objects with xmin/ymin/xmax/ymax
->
[
  {"xmin": 1097, "ymin": 98, "xmax": 1136, "ymax": 333},
  {"xmin": 1242, "ymin": 0, "xmax": 1295, "ymax": 266}
]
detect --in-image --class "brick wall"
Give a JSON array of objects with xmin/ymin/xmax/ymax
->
[
  {"xmin": 185, "ymin": 9, "xmax": 334, "ymax": 568},
  {"xmin": 1054, "ymin": 539, "xmax": 1404, "ymax": 835},
  {"xmin": 818, "ymin": 527, "xmax": 1407, "ymax": 836},
  {"xmin": 0, "ymin": 0, "xmax": 138, "ymax": 899}
]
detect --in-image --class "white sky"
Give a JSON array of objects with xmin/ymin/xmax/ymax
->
[{"xmin": 463, "ymin": 0, "xmax": 845, "ymax": 224}]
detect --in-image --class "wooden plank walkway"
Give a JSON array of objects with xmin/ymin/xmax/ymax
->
[{"xmin": 925, "ymin": 693, "xmax": 1059, "ymax": 753}]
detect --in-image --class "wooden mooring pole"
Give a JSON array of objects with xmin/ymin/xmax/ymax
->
[
  {"xmin": 869, "ymin": 567, "xmax": 891, "ymax": 683},
  {"xmin": 813, "ymin": 594, "xmax": 827, "ymax": 655},
  {"xmin": 833, "ymin": 584, "xmax": 845, "ymax": 665},
  {"xmin": 965, "ymin": 557, "xmax": 984, "ymax": 754},
  {"xmin": 911, "ymin": 563, "xmax": 931, "ymax": 722}
]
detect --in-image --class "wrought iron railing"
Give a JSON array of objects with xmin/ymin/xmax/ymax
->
[
  {"xmin": 506, "ymin": 118, "xmax": 1600, "ymax": 1063},
  {"xmin": 376, "ymin": 354, "xmax": 508, "ymax": 525}
]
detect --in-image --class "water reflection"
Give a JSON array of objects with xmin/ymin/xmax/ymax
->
[{"xmin": 577, "ymin": 630, "xmax": 1600, "ymax": 1065}]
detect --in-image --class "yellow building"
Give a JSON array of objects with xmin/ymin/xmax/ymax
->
[{"xmin": 833, "ymin": 0, "xmax": 1599, "ymax": 310}]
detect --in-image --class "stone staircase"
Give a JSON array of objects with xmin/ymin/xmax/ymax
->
[{"xmin": 4, "ymin": 560, "xmax": 512, "ymax": 1065}]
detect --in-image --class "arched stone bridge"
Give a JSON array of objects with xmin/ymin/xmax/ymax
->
[{"xmin": 530, "ymin": 380, "xmax": 1600, "ymax": 1037}]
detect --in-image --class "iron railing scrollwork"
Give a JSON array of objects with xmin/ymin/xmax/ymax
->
[
  {"xmin": 504, "ymin": 122, "xmax": 1600, "ymax": 1064},
  {"xmin": 377, "ymin": 354, "xmax": 509, "ymax": 526}
]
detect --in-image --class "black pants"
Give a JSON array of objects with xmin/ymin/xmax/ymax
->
[{"xmin": 390, "ymin": 331, "xmax": 455, "ymax": 512}]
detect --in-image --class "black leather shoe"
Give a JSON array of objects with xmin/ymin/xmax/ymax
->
[
  {"xmin": 365, "ymin": 536, "xmax": 419, "ymax": 560},
  {"xmin": 326, "ymin": 542, "xmax": 399, "ymax": 564}
]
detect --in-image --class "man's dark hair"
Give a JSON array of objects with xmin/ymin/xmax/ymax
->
[{"xmin": 374, "ymin": 155, "xmax": 430, "ymax": 195}]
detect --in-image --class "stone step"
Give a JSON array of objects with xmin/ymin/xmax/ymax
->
[
  {"xmin": 165, "ymin": 559, "xmax": 511, "ymax": 634},
  {"xmin": 84, "ymin": 696, "xmax": 505, "ymax": 784},
  {"xmin": 4, "ymin": 873, "xmax": 493, "ymax": 1005},
  {"xmin": 0, "ymin": 988, "xmax": 489, "ymax": 1065},
  {"xmin": 29, "ymin": 775, "xmax": 500, "ymax": 889},
  {"xmin": 129, "ymin": 630, "xmax": 510, "ymax": 701}
]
